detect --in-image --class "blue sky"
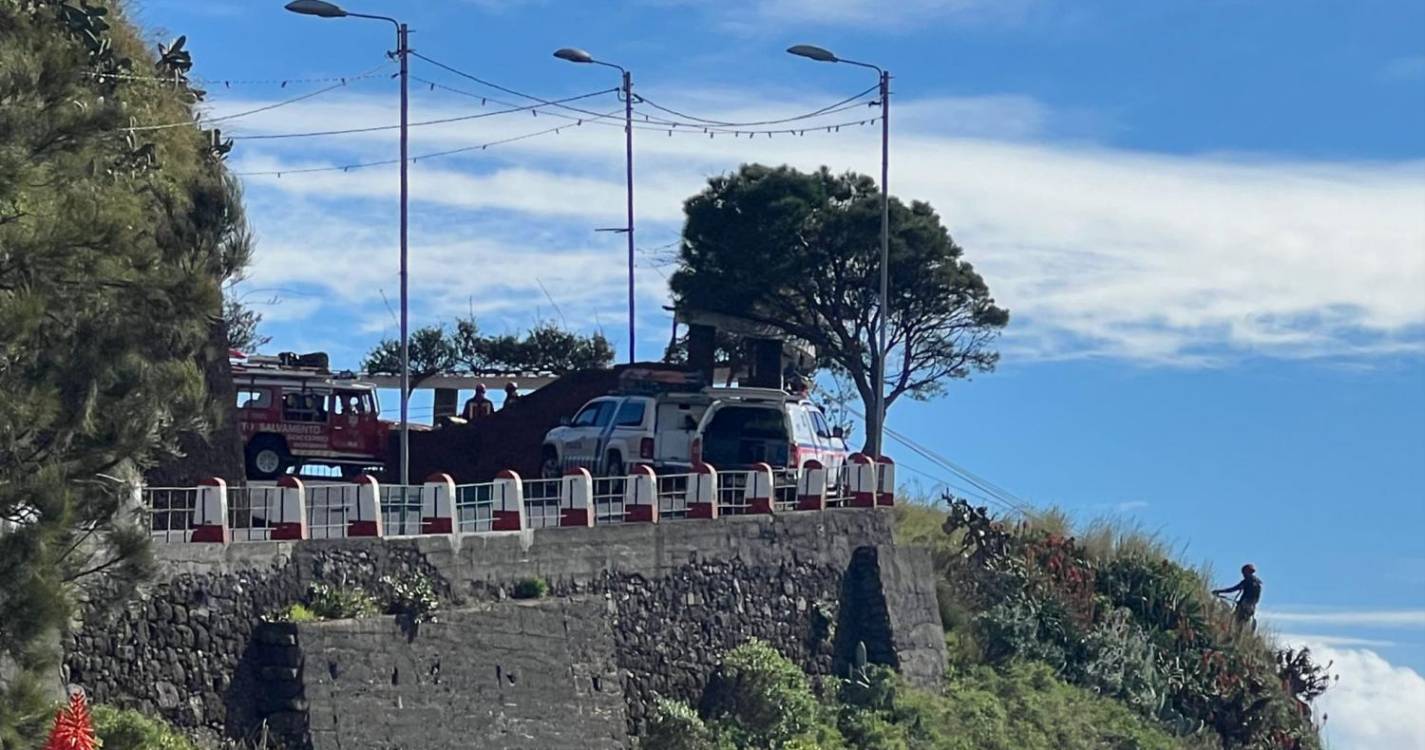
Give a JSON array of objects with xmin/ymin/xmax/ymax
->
[{"xmin": 130, "ymin": 2, "xmax": 1424, "ymax": 744}]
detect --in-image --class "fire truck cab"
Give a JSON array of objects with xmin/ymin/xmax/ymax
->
[{"xmin": 233, "ymin": 353, "xmax": 391, "ymax": 480}]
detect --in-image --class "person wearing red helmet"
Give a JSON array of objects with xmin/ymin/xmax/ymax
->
[{"xmin": 1214, "ymin": 563, "xmax": 1263, "ymax": 629}]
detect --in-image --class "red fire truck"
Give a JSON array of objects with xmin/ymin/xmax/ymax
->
[{"xmin": 233, "ymin": 352, "xmax": 392, "ymax": 480}]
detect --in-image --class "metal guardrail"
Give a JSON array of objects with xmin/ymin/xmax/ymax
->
[
  {"xmin": 522, "ymin": 477, "xmax": 564, "ymax": 529},
  {"xmin": 592, "ymin": 476, "xmax": 626, "ymax": 525},
  {"xmin": 138, "ymin": 454, "xmax": 890, "ymax": 543},
  {"xmin": 142, "ymin": 487, "xmax": 198, "ymax": 543}
]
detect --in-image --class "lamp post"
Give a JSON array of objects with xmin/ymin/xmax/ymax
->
[
  {"xmin": 787, "ymin": 44, "xmax": 890, "ymax": 459},
  {"xmin": 285, "ymin": 0, "xmax": 412, "ymax": 485},
  {"xmin": 554, "ymin": 47, "xmax": 636, "ymax": 364}
]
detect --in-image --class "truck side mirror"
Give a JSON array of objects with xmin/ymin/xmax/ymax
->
[
  {"xmin": 832, "ymin": 426, "xmax": 845, "ymax": 439},
  {"xmin": 560, "ymin": 416, "xmax": 572, "ymax": 426}
]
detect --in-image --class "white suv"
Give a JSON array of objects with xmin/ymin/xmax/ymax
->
[
  {"xmin": 540, "ymin": 392, "xmax": 710, "ymax": 477},
  {"xmin": 691, "ymin": 389, "xmax": 848, "ymax": 474}
]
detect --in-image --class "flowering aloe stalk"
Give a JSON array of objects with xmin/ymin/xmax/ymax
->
[{"xmin": 44, "ymin": 692, "xmax": 98, "ymax": 750}]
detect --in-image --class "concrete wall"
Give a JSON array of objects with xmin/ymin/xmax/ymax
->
[
  {"xmin": 296, "ymin": 601, "xmax": 626, "ymax": 750},
  {"xmin": 65, "ymin": 509, "xmax": 945, "ymax": 745}
]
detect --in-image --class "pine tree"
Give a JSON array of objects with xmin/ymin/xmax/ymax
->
[{"xmin": 0, "ymin": 2, "xmax": 247, "ymax": 743}]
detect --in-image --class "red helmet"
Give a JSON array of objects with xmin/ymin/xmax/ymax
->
[{"xmin": 1242, "ymin": 563, "xmax": 1256, "ymax": 575}]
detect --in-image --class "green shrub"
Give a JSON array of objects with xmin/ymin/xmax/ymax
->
[
  {"xmin": 381, "ymin": 573, "xmax": 440, "ymax": 623},
  {"xmin": 510, "ymin": 577, "xmax": 549, "ymax": 600},
  {"xmin": 93, "ymin": 705, "xmax": 198, "ymax": 750},
  {"xmin": 699, "ymin": 640, "xmax": 824, "ymax": 749},
  {"xmin": 646, "ymin": 698, "xmax": 723, "ymax": 750},
  {"xmin": 306, "ymin": 582, "xmax": 379, "ymax": 620}
]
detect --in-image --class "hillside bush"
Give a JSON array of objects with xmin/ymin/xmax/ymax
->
[
  {"xmin": 92, "ymin": 705, "xmax": 196, "ymax": 750},
  {"xmin": 929, "ymin": 495, "xmax": 1327, "ymax": 749},
  {"xmin": 510, "ymin": 578, "xmax": 549, "ymax": 600},
  {"xmin": 380, "ymin": 573, "xmax": 439, "ymax": 623},
  {"xmin": 305, "ymin": 582, "xmax": 378, "ymax": 620}
]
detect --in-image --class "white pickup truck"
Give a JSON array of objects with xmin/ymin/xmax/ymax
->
[{"xmin": 540, "ymin": 387, "xmax": 848, "ymax": 477}]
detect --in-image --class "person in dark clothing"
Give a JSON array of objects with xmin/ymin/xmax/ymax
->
[
  {"xmin": 461, "ymin": 384, "xmax": 494, "ymax": 421},
  {"xmin": 502, "ymin": 382, "xmax": 520, "ymax": 410},
  {"xmin": 1214, "ymin": 563, "xmax": 1263, "ymax": 629}
]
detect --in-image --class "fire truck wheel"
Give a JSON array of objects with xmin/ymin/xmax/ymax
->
[{"xmin": 245, "ymin": 436, "xmax": 288, "ymax": 480}]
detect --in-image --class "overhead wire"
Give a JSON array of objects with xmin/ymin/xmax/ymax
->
[
  {"xmin": 632, "ymin": 84, "xmax": 879, "ymax": 128},
  {"xmin": 410, "ymin": 53, "xmax": 883, "ymax": 137},
  {"xmin": 228, "ymin": 87, "xmax": 618, "ymax": 141},
  {"xmin": 85, "ymin": 68, "xmax": 390, "ymax": 87},
  {"xmin": 841, "ymin": 404, "xmax": 1033, "ymax": 516},
  {"xmin": 120, "ymin": 61, "xmax": 393, "ymax": 132},
  {"xmin": 229, "ymin": 108, "xmax": 623, "ymax": 176}
]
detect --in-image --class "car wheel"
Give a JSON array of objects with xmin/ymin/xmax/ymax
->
[
  {"xmin": 246, "ymin": 437, "xmax": 287, "ymax": 480},
  {"xmin": 540, "ymin": 450, "xmax": 561, "ymax": 479},
  {"xmin": 605, "ymin": 453, "xmax": 625, "ymax": 478}
]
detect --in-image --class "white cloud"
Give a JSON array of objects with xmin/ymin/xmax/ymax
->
[
  {"xmin": 1276, "ymin": 633, "xmax": 1397, "ymax": 648},
  {"xmin": 215, "ymin": 85, "xmax": 1425, "ymax": 365},
  {"xmin": 1264, "ymin": 610, "xmax": 1425, "ymax": 629},
  {"xmin": 1281, "ymin": 638, "xmax": 1425, "ymax": 750}
]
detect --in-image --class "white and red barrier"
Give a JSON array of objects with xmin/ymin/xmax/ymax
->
[
  {"xmin": 847, "ymin": 454, "xmax": 878, "ymax": 508},
  {"xmin": 191, "ymin": 478, "xmax": 229, "ymax": 543},
  {"xmin": 421, "ymin": 473, "xmax": 456, "ymax": 534},
  {"xmin": 270, "ymin": 476, "xmax": 308, "ymax": 540},
  {"xmin": 140, "ymin": 453, "xmax": 897, "ymax": 543},
  {"xmin": 561, "ymin": 468, "xmax": 595, "ymax": 527},
  {"xmin": 797, "ymin": 461, "xmax": 827, "ymax": 512},
  {"xmin": 624, "ymin": 465, "xmax": 658, "ymax": 523},
  {"xmin": 875, "ymin": 455, "xmax": 896, "ymax": 507},
  {"xmin": 492, "ymin": 470, "xmax": 525, "ymax": 532}
]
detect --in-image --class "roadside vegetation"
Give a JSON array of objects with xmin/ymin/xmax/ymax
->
[
  {"xmin": 1, "ymin": 0, "xmax": 246, "ymax": 743},
  {"xmin": 648, "ymin": 500, "xmax": 1329, "ymax": 750}
]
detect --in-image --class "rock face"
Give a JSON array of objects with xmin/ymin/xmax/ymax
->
[{"xmin": 64, "ymin": 509, "xmax": 944, "ymax": 747}]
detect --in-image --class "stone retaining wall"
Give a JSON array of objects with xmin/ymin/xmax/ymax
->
[{"xmin": 64, "ymin": 509, "xmax": 945, "ymax": 746}]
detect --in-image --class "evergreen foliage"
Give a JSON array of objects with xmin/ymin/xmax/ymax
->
[
  {"xmin": 90, "ymin": 705, "xmax": 196, "ymax": 750},
  {"xmin": 669, "ymin": 165, "xmax": 1009, "ymax": 447},
  {"xmin": 0, "ymin": 2, "xmax": 244, "ymax": 741},
  {"xmin": 363, "ymin": 317, "xmax": 615, "ymax": 386}
]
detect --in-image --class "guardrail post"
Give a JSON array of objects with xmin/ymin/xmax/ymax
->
[
  {"xmin": 624, "ymin": 465, "xmax": 659, "ymax": 523},
  {"xmin": 191, "ymin": 478, "xmax": 229, "ymax": 543},
  {"xmin": 848, "ymin": 453, "xmax": 877, "ymax": 508},
  {"xmin": 421, "ymin": 473, "xmax": 456, "ymax": 534},
  {"xmin": 688, "ymin": 463, "xmax": 718, "ymax": 519},
  {"xmin": 797, "ymin": 461, "xmax": 827, "ymax": 511},
  {"xmin": 875, "ymin": 455, "xmax": 896, "ymax": 507},
  {"xmin": 492, "ymin": 470, "xmax": 526, "ymax": 531},
  {"xmin": 560, "ymin": 468, "xmax": 594, "ymax": 527},
  {"xmin": 271, "ymin": 476, "xmax": 308, "ymax": 540},
  {"xmin": 747, "ymin": 462, "xmax": 776, "ymax": 515},
  {"xmin": 347, "ymin": 475, "xmax": 383, "ymax": 537}
]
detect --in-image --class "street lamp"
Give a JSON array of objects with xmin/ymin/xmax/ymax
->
[
  {"xmin": 788, "ymin": 43, "xmax": 891, "ymax": 459},
  {"xmin": 554, "ymin": 47, "xmax": 636, "ymax": 364},
  {"xmin": 285, "ymin": 0, "xmax": 413, "ymax": 485}
]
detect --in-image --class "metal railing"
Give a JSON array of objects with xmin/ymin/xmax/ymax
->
[
  {"xmin": 226, "ymin": 485, "xmax": 279, "ymax": 542},
  {"xmin": 454, "ymin": 482, "xmax": 495, "ymax": 534},
  {"xmin": 142, "ymin": 487, "xmax": 197, "ymax": 543},
  {"xmin": 655, "ymin": 473, "xmax": 691, "ymax": 519},
  {"xmin": 379, "ymin": 484, "xmax": 423, "ymax": 537},
  {"xmin": 715, "ymin": 471, "xmax": 755, "ymax": 516},
  {"xmin": 305, "ymin": 484, "xmax": 349, "ymax": 539},
  {"xmin": 522, "ymin": 477, "xmax": 564, "ymax": 529},
  {"xmin": 592, "ymin": 476, "xmax": 626, "ymax": 525}
]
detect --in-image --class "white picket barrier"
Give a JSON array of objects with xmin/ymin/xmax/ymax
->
[
  {"xmin": 421, "ymin": 473, "xmax": 456, "ymax": 534},
  {"xmin": 624, "ymin": 465, "xmax": 658, "ymax": 523},
  {"xmin": 560, "ymin": 468, "xmax": 595, "ymax": 527}
]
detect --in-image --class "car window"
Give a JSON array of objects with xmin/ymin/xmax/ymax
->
[
  {"xmin": 614, "ymin": 400, "xmax": 646, "ymax": 427},
  {"xmin": 789, "ymin": 406, "xmax": 815, "ymax": 442},
  {"xmin": 810, "ymin": 409, "xmax": 833, "ymax": 439},
  {"xmin": 571, "ymin": 401, "xmax": 608, "ymax": 428},
  {"xmin": 236, "ymin": 388, "xmax": 270, "ymax": 410}
]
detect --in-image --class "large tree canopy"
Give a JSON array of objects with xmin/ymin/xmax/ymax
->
[
  {"xmin": 670, "ymin": 164, "xmax": 1009, "ymax": 446},
  {"xmin": 363, "ymin": 317, "xmax": 615, "ymax": 388},
  {"xmin": 0, "ymin": 1, "xmax": 242, "ymax": 741}
]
